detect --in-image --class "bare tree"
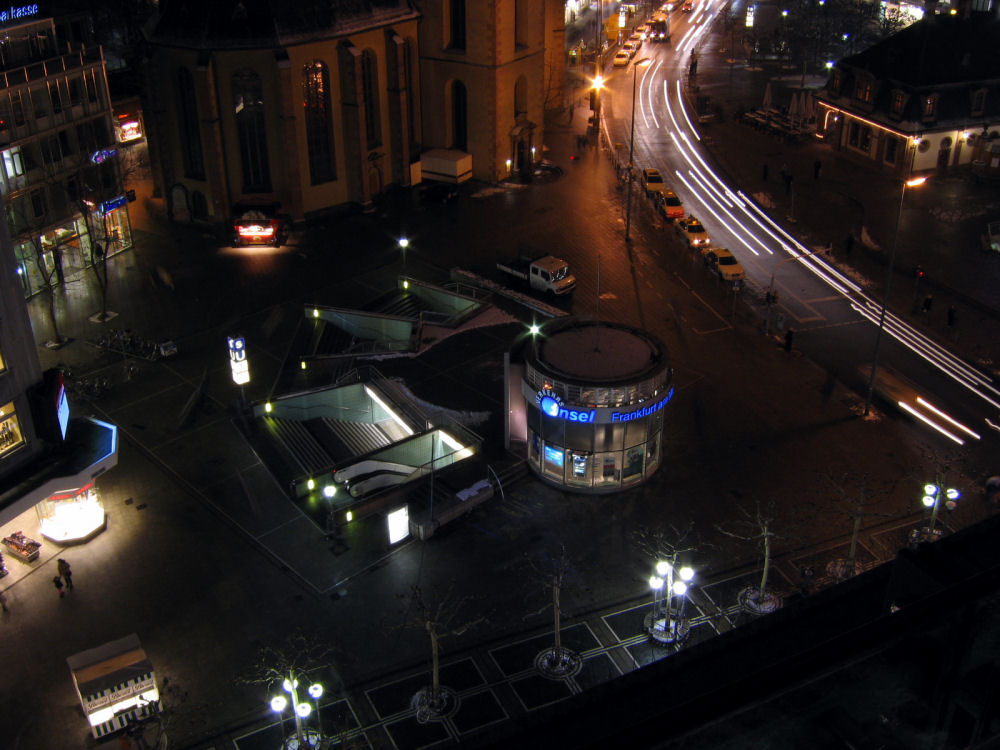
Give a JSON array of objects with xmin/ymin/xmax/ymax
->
[
  {"xmin": 522, "ymin": 544, "xmax": 582, "ymax": 676},
  {"xmin": 8, "ymin": 197, "xmax": 68, "ymax": 347},
  {"xmin": 716, "ymin": 501, "xmax": 787, "ymax": 615},
  {"xmin": 395, "ymin": 584, "xmax": 485, "ymax": 718},
  {"xmin": 825, "ymin": 471, "xmax": 898, "ymax": 579}
]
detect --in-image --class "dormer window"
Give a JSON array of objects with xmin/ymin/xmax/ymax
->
[
  {"xmin": 890, "ymin": 91, "xmax": 905, "ymax": 117},
  {"xmin": 830, "ymin": 70, "xmax": 843, "ymax": 96},
  {"xmin": 922, "ymin": 95, "xmax": 937, "ymax": 121},
  {"xmin": 854, "ymin": 78, "xmax": 873, "ymax": 104},
  {"xmin": 971, "ymin": 89, "xmax": 987, "ymax": 117}
]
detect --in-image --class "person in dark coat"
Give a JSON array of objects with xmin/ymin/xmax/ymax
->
[
  {"xmin": 57, "ymin": 559, "xmax": 73, "ymax": 590},
  {"xmin": 53, "ymin": 576, "xmax": 65, "ymax": 598}
]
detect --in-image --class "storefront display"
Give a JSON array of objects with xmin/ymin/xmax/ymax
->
[
  {"xmin": 36, "ymin": 483, "xmax": 106, "ymax": 543},
  {"xmin": 2, "ymin": 530, "xmax": 40, "ymax": 562},
  {"xmin": 514, "ymin": 319, "xmax": 672, "ymax": 493}
]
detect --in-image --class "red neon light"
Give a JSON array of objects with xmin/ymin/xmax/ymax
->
[
  {"xmin": 47, "ymin": 481, "xmax": 95, "ymax": 501},
  {"xmin": 237, "ymin": 224, "xmax": 275, "ymax": 237}
]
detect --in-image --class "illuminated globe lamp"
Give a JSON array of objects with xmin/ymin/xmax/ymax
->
[{"xmin": 920, "ymin": 481, "xmax": 960, "ymax": 542}]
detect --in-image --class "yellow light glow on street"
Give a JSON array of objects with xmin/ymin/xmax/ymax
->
[
  {"xmin": 592, "ymin": 75, "xmax": 604, "ymax": 91},
  {"xmin": 905, "ymin": 176, "xmax": 927, "ymax": 188}
]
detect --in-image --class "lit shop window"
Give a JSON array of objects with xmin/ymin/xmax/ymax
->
[
  {"xmin": 36, "ymin": 483, "xmax": 107, "ymax": 543},
  {"xmin": 0, "ymin": 344, "xmax": 6, "ymax": 371},
  {"xmin": 3, "ymin": 146, "xmax": 25, "ymax": 179},
  {"xmin": 0, "ymin": 400, "xmax": 25, "ymax": 456}
]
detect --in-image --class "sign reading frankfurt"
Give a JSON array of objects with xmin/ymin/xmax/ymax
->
[{"xmin": 610, "ymin": 387, "xmax": 674, "ymax": 422}]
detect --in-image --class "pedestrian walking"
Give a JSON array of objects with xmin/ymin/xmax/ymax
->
[
  {"xmin": 784, "ymin": 172, "xmax": 793, "ymax": 195},
  {"xmin": 784, "ymin": 328, "xmax": 795, "ymax": 352},
  {"xmin": 845, "ymin": 232, "xmax": 854, "ymax": 255},
  {"xmin": 0, "ymin": 589, "xmax": 8, "ymax": 612},
  {"xmin": 922, "ymin": 294, "xmax": 934, "ymax": 314},
  {"xmin": 762, "ymin": 163, "xmax": 768, "ymax": 182},
  {"xmin": 57, "ymin": 558, "xmax": 73, "ymax": 590},
  {"xmin": 947, "ymin": 305, "xmax": 957, "ymax": 327},
  {"xmin": 53, "ymin": 575, "xmax": 65, "ymax": 598},
  {"xmin": 813, "ymin": 159, "xmax": 822, "ymax": 179}
]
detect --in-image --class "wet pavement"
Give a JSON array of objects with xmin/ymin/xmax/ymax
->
[{"xmin": 2, "ymin": 5, "xmax": 999, "ymax": 749}]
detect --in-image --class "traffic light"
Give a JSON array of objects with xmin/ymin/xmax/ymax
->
[
  {"xmin": 589, "ymin": 90, "xmax": 597, "ymax": 111},
  {"xmin": 915, "ymin": 265, "xmax": 924, "ymax": 279}
]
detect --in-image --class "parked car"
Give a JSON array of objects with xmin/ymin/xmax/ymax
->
[
  {"xmin": 676, "ymin": 214, "xmax": 711, "ymax": 247},
  {"xmin": 613, "ymin": 50, "xmax": 631, "ymax": 67},
  {"xmin": 628, "ymin": 33, "xmax": 644, "ymax": 50},
  {"xmin": 701, "ymin": 247, "xmax": 746, "ymax": 281},
  {"xmin": 635, "ymin": 24, "xmax": 650, "ymax": 39},
  {"xmin": 622, "ymin": 41, "xmax": 638, "ymax": 58},
  {"xmin": 658, "ymin": 190, "xmax": 685, "ymax": 220},
  {"xmin": 642, "ymin": 168, "xmax": 669, "ymax": 197},
  {"xmin": 682, "ymin": 0, "xmax": 694, "ymax": 10}
]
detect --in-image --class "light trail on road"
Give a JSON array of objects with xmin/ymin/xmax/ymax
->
[{"xmin": 621, "ymin": 7, "xmax": 1000, "ymax": 444}]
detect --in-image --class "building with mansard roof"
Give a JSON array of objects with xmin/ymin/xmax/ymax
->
[{"xmin": 815, "ymin": 9, "xmax": 1000, "ymax": 178}]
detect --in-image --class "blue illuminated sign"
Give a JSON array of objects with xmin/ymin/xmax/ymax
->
[
  {"xmin": 100, "ymin": 195, "xmax": 127, "ymax": 214},
  {"xmin": 536, "ymin": 390, "xmax": 596, "ymax": 423},
  {"xmin": 611, "ymin": 387, "xmax": 675, "ymax": 422},
  {"xmin": 90, "ymin": 148, "xmax": 119, "ymax": 165},
  {"xmin": 0, "ymin": 4, "xmax": 40, "ymax": 24}
]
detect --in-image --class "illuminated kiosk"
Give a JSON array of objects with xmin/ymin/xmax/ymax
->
[
  {"xmin": 514, "ymin": 319, "xmax": 672, "ymax": 492},
  {"xmin": 67, "ymin": 633, "xmax": 159, "ymax": 739}
]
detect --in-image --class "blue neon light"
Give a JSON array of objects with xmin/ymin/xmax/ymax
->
[
  {"xmin": 536, "ymin": 390, "xmax": 596, "ymax": 423},
  {"xmin": 610, "ymin": 387, "xmax": 675, "ymax": 422}
]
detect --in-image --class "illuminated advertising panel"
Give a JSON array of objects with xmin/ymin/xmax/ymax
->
[
  {"xmin": 227, "ymin": 336, "xmax": 251, "ymax": 385},
  {"xmin": 531, "ymin": 386, "xmax": 674, "ymax": 425}
]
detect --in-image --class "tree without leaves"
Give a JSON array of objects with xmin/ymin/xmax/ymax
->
[
  {"xmin": 522, "ymin": 544, "xmax": 573, "ymax": 653},
  {"xmin": 824, "ymin": 471, "xmax": 898, "ymax": 577},
  {"xmin": 393, "ymin": 584, "xmax": 485, "ymax": 707},
  {"xmin": 7, "ymin": 195, "xmax": 67, "ymax": 347},
  {"xmin": 716, "ymin": 501, "xmax": 790, "ymax": 602}
]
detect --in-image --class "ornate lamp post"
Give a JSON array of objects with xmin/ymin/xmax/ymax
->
[{"xmin": 921, "ymin": 478, "xmax": 959, "ymax": 542}]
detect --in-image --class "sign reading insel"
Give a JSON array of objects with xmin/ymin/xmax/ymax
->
[
  {"xmin": 532, "ymin": 384, "xmax": 674, "ymax": 424},
  {"xmin": 228, "ymin": 336, "xmax": 250, "ymax": 385},
  {"xmin": 536, "ymin": 389, "xmax": 596, "ymax": 423}
]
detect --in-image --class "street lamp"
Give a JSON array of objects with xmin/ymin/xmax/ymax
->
[
  {"xmin": 270, "ymin": 695, "xmax": 289, "ymax": 749},
  {"xmin": 863, "ymin": 169, "xmax": 927, "ymax": 416},
  {"xmin": 308, "ymin": 683, "xmax": 324, "ymax": 743},
  {"xmin": 921, "ymin": 479, "xmax": 959, "ymax": 541},
  {"xmin": 650, "ymin": 561, "xmax": 694, "ymax": 642},
  {"xmin": 625, "ymin": 57, "xmax": 652, "ymax": 243},
  {"xmin": 398, "ymin": 236, "xmax": 409, "ymax": 268}
]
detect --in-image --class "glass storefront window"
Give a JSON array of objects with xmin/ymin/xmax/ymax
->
[
  {"xmin": 36, "ymin": 484, "xmax": 107, "ymax": 543},
  {"xmin": 542, "ymin": 443, "xmax": 565, "ymax": 480},
  {"xmin": 622, "ymin": 445, "xmax": 645, "ymax": 483},
  {"xmin": 597, "ymin": 452, "xmax": 620, "ymax": 485},
  {"xmin": 0, "ymin": 400, "xmax": 25, "ymax": 456},
  {"xmin": 0, "ymin": 344, "xmax": 6, "ymax": 372}
]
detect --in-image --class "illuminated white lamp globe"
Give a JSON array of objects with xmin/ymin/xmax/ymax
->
[
  {"xmin": 270, "ymin": 696, "xmax": 287, "ymax": 712},
  {"xmin": 655, "ymin": 560, "xmax": 672, "ymax": 577},
  {"xmin": 296, "ymin": 702, "xmax": 312, "ymax": 718},
  {"xmin": 671, "ymin": 580, "xmax": 688, "ymax": 597},
  {"xmin": 649, "ymin": 575, "xmax": 664, "ymax": 591},
  {"xmin": 398, "ymin": 237, "xmax": 409, "ymax": 249},
  {"xmin": 529, "ymin": 324, "xmax": 541, "ymax": 335},
  {"xmin": 946, "ymin": 488, "xmax": 960, "ymax": 500},
  {"xmin": 924, "ymin": 484, "xmax": 939, "ymax": 496},
  {"xmin": 283, "ymin": 678, "xmax": 298, "ymax": 693},
  {"xmin": 308, "ymin": 684, "xmax": 324, "ymax": 699},
  {"xmin": 323, "ymin": 485, "xmax": 336, "ymax": 498},
  {"xmin": 922, "ymin": 495, "xmax": 936, "ymax": 508},
  {"xmin": 678, "ymin": 566, "xmax": 694, "ymax": 582}
]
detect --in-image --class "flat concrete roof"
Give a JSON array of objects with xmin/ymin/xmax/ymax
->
[{"xmin": 532, "ymin": 320, "xmax": 667, "ymax": 384}]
